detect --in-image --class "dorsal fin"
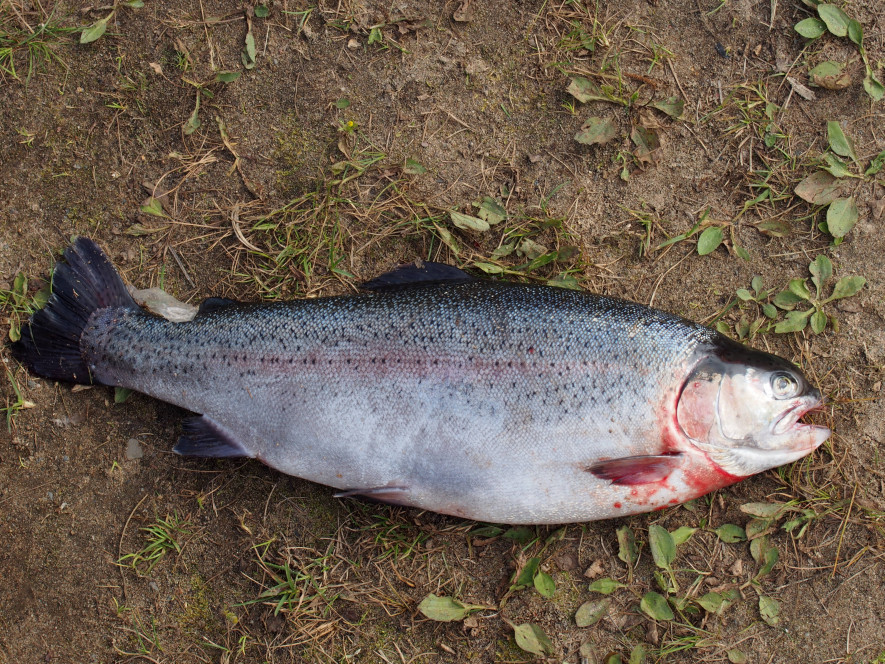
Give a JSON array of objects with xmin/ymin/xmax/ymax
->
[
  {"xmin": 361, "ymin": 261, "xmax": 474, "ymax": 291},
  {"xmin": 197, "ymin": 297, "xmax": 238, "ymax": 315}
]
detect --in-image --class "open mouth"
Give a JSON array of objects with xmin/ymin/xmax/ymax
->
[{"xmin": 773, "ymin": 398, "xmax": 829, "ymax": 439}]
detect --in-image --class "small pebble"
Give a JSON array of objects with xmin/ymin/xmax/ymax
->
[{"xmin": 125, "ymin": 438, "xmax": 144, "ymax": 460}]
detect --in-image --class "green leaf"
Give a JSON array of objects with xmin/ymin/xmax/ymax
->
[
  {"xmin": 762, "ymin": 303, "xmax": 777, "ymax": 318},
  {"xmin": 567, "ymin": 76, "xmax": 610, "ymax": 103},
  {"xmin": 589, "ymin": 578, "xmax": 625, "ymax": 594},
  {"xmin": 741, "ymin": 502, "xmax": 787, "ymax": 518},
  {"xmin": 736, "ymin": 288, "xmax": 754, "ymax": 301},
  {"xmin": 794, "ymin": 17, "xmax": 827, "ymax": 38},
  {"xmin": 865, "ymin": 150, "xmax": 885, "ymax": 177},
  {"xmin": 648, "ymin": 524, "xmax": 676, "ymax": 570},
  {"xmin": 727, "ymin": 649, "xmax": 748, "ymax": 664},
  {"xmin": 714, "ymin": 524, "xmax": 747, "ymax": 543},
  {"xmin": 122, "ymin": 0, "xmax": 145, "ymax": 6},
  {"xmin": 534, "ymin": 571, "xmax": 555, "ymax": 598},
  {"xmin": 809, "ymin": 61, "xmax": 851, "ymax": 90},
  {"xmin": 670, "ymin": 526, "xmax": 696, "ymax": 546},
  {"xmin": 512, "ymin": 623, "xmax": 554, "ymax": 656},
  {"xmin": 735, "ymin": 244, "xmax": 751, "ymax": 261},
  {"xmin": 863, "ymin": 71, "xmax": 884, "ymax": 102},
  {"xmin": 616, "ymin": 526, "xmax": 638, "ymax": 566},
  {"xmin": 140, "ymin": 197, "xmax": 168, "ymax": 218},
  {"xmin": 241, "ymin": 30, "xmax": 257, "ymax": 69},
  {"xmin": 450, "ymin": 211, "xmax": 489, "ymax": 232},
  {"xmin": 809, "ymin": 309, "xmax": 826, "ymax": 334},
  {"xmin": 629, "ymin": 644, "xmax": 647, "ymax": 664},
  {"xmin": 473, "ymin": 262, "xmax": 503, "ymax": 274},
  {"xmin": 755, "ymin": 543, "xmax": 780, "ymax": 578},
  {"xmin": 418, "ymin": 594, "xmax": 486, "ymax": 622},
  {"xmin": 756, "ymin": 219, "xmax": 791, "ymax": 238},
  {"xmin": 809, "ymin": 255, "xmax": 833, "ymax": 296},
  {"xmin": 254, "ymin": 5, "xmax": 269, "ymax": 18},
  {"xmin": 820, "ymin": 153, "xmax": 853, "ymax": 178},
  {"xmin": 490, "ymin": 242, "xmax": 516, "ymax": 259},
  {"xmin": 775, "ymin": 309, "xmax": 813, "ymax": 333},
  {"xmin": 403, "ymin": 158, "xmax": 426, "ymax": 175},
  {"xmin": 470, "ymin": 525, "xmax": 503, "ymax": 538},
  {"xmin": 368, "ymin": 26, "xmax": 383, "ymax": 45},
  {"xmin": 751, "ymin": 275, "xmax": 764, "ymax": 293},
  {"xmin": 80, "ymin": 15, "xmax": 111, "ymax": 44},
  {"xmin": 827, "ymin": 121, "xmax": 858, "ymax": 162},
  {"xmin": 794, "ymin": 171, "xmax": 842, "ymax": 205},
  {"xmin": 640, "ymin": 591, "xmax": 674, "ymax": 621},
  {"xmin": 788, "ymin": 278, "xmax": 811, "ymax": 300},
  {"xmin": 759, "ymin": 596, "xmax": 780, "ymax": 626},
  {"xmin": 183, "ymin": 103, "xmax": 201, "ymax": 135},
  {"xmin": 517, "ymin": 237, "xmax": 548, "ymax": 260},
  {"xmin": 817, "ymin": 3, "xmax": 851, "ymax": 37},
  {"xmin": 826, "ymin": 197, "xmax": 859, "ymax": 238},
  {"xmin": 651, "ymin": 96, "xmax": 684, "ymax": 119},
  {"xmin": 433, "ymin": 224, "xmax": 460, "ymax": 255},
  {"xmin": 335, "ymin": 98, "xmax": 351, "ymax": 109},
  {"xmin": 574, "ymin": 116, "xmax": 617, "ymax": 146},
  {"xmin": 828, "ymin": 275, "xmax": 865, "ymax": 301},
  {"xmin": 697, "ymin": 226, "xmax": 723, "ymax": 256},
  {"xmin": 502, "ymin": 526, "xmax": 534, "ymax": 543},
  {"xmin": 214, "ymin": 71, "xmax": 241, "ymax": 83},
  {"xmin": 773, "ymin": 289, "xmax": 805, "ymax": 310},
  {"xmin": 698, "ymin": 592, "xmax": 725, "ymax": 613},
  {"xmin": 114, "ymin": 387, "xmax": 133, "ymax": 404},
  {"xmin": 847, "ymin": 19, "xmax": 863, "ymax": 46},
  {"xmin": 475, "ymin": 196, "xmax": 507, "ymax": 225},
  {"xmin": 547, "ymin": 274, "xmax": 581, "ymax": 290},
  {"xmin": 575, "ymin": 598, "xmax": 610, "ymax": 627},
  {"xmin": 515, "ymin": 557, "xmax": 541, "ymax": 587}
]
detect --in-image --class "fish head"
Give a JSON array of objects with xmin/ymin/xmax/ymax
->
[{"xmin": 676, "ymin": 343, "xmax": 830, "ymax": 477}]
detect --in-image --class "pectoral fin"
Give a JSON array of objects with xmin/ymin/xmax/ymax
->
[
  {"xmin": 334, "ymin": 485, "xmax": 411, "ymax": 506},
  {"xmin": 173, "ymin": 416, "xmax": 251, "ymax": 458},
  {"xmin": 585, "ymin": 453, "xmax": 682, "ymax": 486}
]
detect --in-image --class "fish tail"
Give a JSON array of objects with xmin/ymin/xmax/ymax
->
[{"xmin": 10, "ymin": 237, "xmax": 139, "ymax": 384}]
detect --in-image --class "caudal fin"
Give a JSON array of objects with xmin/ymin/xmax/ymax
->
[{"xmin": 10, "ymin": 237, "xmax": 138, "ymax": 384}]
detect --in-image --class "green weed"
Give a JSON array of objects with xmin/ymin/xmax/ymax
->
[{"xmin": 119, "ymin": 511, "xmax": 192, "ymax": 576}]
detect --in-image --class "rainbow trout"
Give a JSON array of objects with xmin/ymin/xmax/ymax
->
[{"xmin": 12, "ymin": 239, "xmax": 829, "ymax": 524}]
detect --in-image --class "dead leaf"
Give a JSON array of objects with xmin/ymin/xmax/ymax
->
[
  {"xmin": 630, "ymin": 125, "xmax": 661, "ymax": 166},
  {"xmin": 785, "ymin": 76, "xmax": 816, "ymax": 100},
  {"xmin": 870, "ymin": 198, "xmax": 885, "ymax": 220},
  {"xmin": 794, "ymin": 171, "xmax": 843, "ymax": 205},
  {"xmin": 729, "ymin": 559, "xmax": 743, "ymax": 577},
  {"xmin": 583, "ymin": 559, "xmax": 605, "ymax": 579},
  {"xmin": 149, "ymin": 62, "xmax": 163, "ymax": 75},
  {"xmin": 453, "ymin": 0, "xmax": 472, "ymax": 22},
  {"xmin": 638, "ymin": 107, "xmax": 664, "ymax": 129}
]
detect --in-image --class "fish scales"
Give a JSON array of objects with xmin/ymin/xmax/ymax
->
[{"xmin": 12, "ymin": 239, "xmax": 829, "ymax": 524}]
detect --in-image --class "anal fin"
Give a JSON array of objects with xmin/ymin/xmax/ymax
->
[
  {"xmin": 334, "ymin": 485, "xmax": 411, "ymax": 506},
  {"xmin": 173, "ymin": 416, "xmax": 251, "ymax": 458},
  {"xmin": 585, "ymin": 453, "xmax": 682, "ymax": 486}
]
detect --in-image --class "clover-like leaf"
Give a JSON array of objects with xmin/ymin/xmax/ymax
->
[
  {"xmin": 828, "ymin": 276, "xmax": 865, "ymax": 301},
  {"xmin": 697, "ymin": 226, "xmax": 723, "ymax": 256},
  {"xmin": 714, "ymin": 524, "xmax": 747, "ymax": 543},
  {"xmin": 418, "ymin": 594, "xmax": 487, "ymax": 622},
  {"xmin": 589, "ymin": 578, "xmax": 625, "ymax": 595}
]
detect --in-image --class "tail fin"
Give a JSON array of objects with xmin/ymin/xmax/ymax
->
[{"xmin": 9, "ymin": 237, "xmax": 138, "ymax": 384}]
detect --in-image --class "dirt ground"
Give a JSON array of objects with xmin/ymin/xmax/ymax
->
[{"xmin": 2, "ymin": 0, "xmax": 885, "ymax": 662}]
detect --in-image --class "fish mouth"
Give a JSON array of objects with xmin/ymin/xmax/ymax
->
[{"xmin": 772, "ymin": 397, "xmax": 829, "ymax": 445}]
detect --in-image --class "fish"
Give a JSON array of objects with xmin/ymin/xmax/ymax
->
[{"xmin": 10, "ymin": 238, "xmax": 830, "ymax": 524}]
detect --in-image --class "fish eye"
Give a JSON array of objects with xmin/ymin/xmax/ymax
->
[{"xmin": 771, "ymin": 372, "xmax": 799, "ymax": 398}]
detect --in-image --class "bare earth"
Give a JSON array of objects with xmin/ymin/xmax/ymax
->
[{"xmin": 1, "ymin": 1, "xmax": 884, "ymax": 662}]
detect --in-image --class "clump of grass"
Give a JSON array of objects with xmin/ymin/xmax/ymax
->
[
  {"xmin": 119, "ymin": 511, "xmax": 192, "ymax": 576},
  {"xmin": 0, "ymin": 7, "xmax": 75, "ymax": 82}
]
